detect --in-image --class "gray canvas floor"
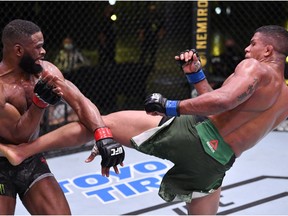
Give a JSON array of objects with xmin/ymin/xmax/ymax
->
[{"xmin": 15, "ymin": 131, "xmax": 288, "ymax": 215}]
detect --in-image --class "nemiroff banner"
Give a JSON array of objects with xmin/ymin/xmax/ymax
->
[{"xmin": 192, "ymin": 0, "xmax": 211, "ymax": 70}]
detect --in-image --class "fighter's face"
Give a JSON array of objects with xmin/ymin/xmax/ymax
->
[
  {"xmin": 19, "ymin": 52, "xmax": 43, "ymax": 75},
  {"xmin": 19, "ymin": 31, "xmax": 46, "ymax": 75},
  {"xmin": 244, "ymin": 32, "xmax": 267, "ymax": 60}
]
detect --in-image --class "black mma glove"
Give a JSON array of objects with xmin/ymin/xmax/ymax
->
[
  {"xmin": 92, "ymin": 127, "xmax": 125, "ymax": 167},
  {"xmin": 33, "ymin": 79, "xmax": 62, "ymax": 108},
  {"xmin": 176, "ymin": 49, "xmax": 206, "ymax": 84},
  {"xmin": 144, "ymin": 93, "xmax": 180, "ymax": 116},
  {"xmin": 176, "ymin": 49, "xmax": 200, "ymax": 68}
]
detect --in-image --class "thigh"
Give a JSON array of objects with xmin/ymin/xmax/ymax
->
[
  {"xmin": 103, "ymin": 110, "xmax": 162, "ymax": 146},
  {"xmin": 0, "ymin": 195, "xmax": 16, "ymax": 215},
  {"xmin": 22, "ymin": 176, "xmax": 71, "ymax": 215},
  {"xmin": 186, "ymin": 187, "xmax": 221, "ymax": 215}
]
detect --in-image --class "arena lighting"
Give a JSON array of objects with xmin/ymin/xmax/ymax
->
[
  {"xmin": 226, "ymin": 6, "xmax": 231, "ymax": 15},
  {"xmin": 211, "ymin": 33, "xmax": 221, "ymax": 56},
  {"xmin": 215, "ymin": 7, "xmax": 221, "ymax": 15},
  {"xmin": 109, "ymin": 0, "xmax": 116, "ymax": 5},
  {"xmin": 111, "ymin": 14, "xmax": 117, "ymax": 21}
]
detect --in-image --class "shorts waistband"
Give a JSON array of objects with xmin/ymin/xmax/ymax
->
[{"xmin": 195, "ymin": 115, "xmax": 208, "ymax": 123}]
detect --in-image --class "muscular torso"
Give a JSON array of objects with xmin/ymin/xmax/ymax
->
[
  {"xmin": 0, "ymin": 59, "xmax": 65, "ymax": 145},
  {"xmin": 0, "ymin": 65, "xmax": 41, "ymax": 144},
  {"xmin": 209, "ymin": 60, "xmax": 288, "ymax": 157}
]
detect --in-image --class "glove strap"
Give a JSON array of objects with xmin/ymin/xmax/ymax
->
[
  {"xmin": 186, "ymin": 69, "xmax": 206, "ymax": 84},
  {"xmin": 32, "ymin": 95, "xmax": 49, "ymax": 108},
  {"xmin": 166, "ymin": 100, "xmax": 180, "ymax": 116},
  {"xmin": 94, "ymin": 127, "xmax": 113, "ymax": 141}
]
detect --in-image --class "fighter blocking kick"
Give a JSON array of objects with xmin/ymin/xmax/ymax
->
[
  {"xmin": 0, "ymin": 19, "xmax": 124, "ymax": 215},
  {"xmin": 1, "ymin": 25, "xmax": 288, "ymax": 215}
]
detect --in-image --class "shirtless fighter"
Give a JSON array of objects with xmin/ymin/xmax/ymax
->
[
  {"xmin": 0, "ymin": 19, "xmax": 124, "ymax": 215},
  {"xmin": 0, "ymin": 25, "xmax": 288, "ymax": 215}
]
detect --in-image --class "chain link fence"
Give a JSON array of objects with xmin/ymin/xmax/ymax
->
[{"xmin": 1, "ymin": 1, "xmax": 288, "ymax": 138}]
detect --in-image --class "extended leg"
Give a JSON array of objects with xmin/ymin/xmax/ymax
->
[
  {"xmin": 103, "ymin": 110, "xmax": 162, "ymax": 145},
  {"xmin": 0, "ymin": 121, "xmax": 92, "ymax": 166},
  {"xmin": 0, "ymin": 111, "xmax": 161, "ymax": 165}
]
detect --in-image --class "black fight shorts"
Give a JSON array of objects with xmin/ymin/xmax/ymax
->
[{"xmin": 0, "ymin": 153, "xmax": 53, "ymax": 200}]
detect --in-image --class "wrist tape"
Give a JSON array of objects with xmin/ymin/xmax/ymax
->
[
  {"xmin": 166, "ymin": 100, "xmax": 180, "ymax": 116},
  {"xmin": 94, "ymin": 127, "xmax": 113, "ymax": 141},
  {"xmin": 32, "ymin": 95, "xmax": 49, "ymax": 108},
  {"xmin": 186, "ymin": 69, "xmax": 206, "ymax": 84}
]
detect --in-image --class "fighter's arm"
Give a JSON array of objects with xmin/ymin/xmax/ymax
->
[
  {"xmin": 0, "ymin": 84, "xmax": 45, "ymax": 143},
  {"xmin": 145, "ymin": 59, "xmax": 261, "ymax": 116},
  {"xmin": 41, "ymin": 61, "xmax": 105, "ymax": 131},
  {"xmin": 175, "ymin": 49, "xmax": 213, "ymax": 95},
  {"xmin": 179, "ymin": 59, "xmax": 261, "ymax": 115},
  {"xmin": 41, "ymin": 61, "xmax": 124, "ymax": 176}
]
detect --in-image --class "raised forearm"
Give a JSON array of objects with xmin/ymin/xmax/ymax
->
[
  {"xmin": 175, "ymin": 49, "xmax": 213, "ymax": 95},
  {"xmin": 192, "ymin": 78, "xmax": 213, "ymax": 95}
]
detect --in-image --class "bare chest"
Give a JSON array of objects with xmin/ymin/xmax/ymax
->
[{"xmin": 4, "ymin": 81, "xmax": 35, "ymax": 115}]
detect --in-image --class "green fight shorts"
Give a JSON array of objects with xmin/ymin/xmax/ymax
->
[
  {"xmin": 0, "ymin": 153, "xmax": 54, "ymax": 200},
  {"xmin": 131, "ymin": 115, "xmax": 235, "ymax": 203}
]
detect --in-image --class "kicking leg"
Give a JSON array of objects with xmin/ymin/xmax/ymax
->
[
  {"xmin": 86, "ymin": 110, "xmax": 162, "ymax": 175},
  {"xmin": 0, "ymin": 121, "xmax": 93, "ymax": 166},
  {"xmin": 103, "ymin": 110, "xmax": 162, "ymax": 146},
  {"xmin": 0, "ymin": 111, "xmax": 161, "ymax": 166}
]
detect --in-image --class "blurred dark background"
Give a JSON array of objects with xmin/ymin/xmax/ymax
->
[{"xmin": 0, "ymin": 1, "xmax": 287, "ymax": 137}]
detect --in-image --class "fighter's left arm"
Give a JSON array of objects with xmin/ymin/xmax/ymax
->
[
  {"xmin": 178, "ymin": 59, "xmax": 261, "ymax": 116},
  {"xmin": 175, "ymin": 49, "xmax": 213, "ymax": 95},
  {"xmin": 40, "ymin": 61, "xmax": 124, "ymax": 176},
  {"xmin": 41, "ymin": 61, "xmax": 106, "ymax": 131}
]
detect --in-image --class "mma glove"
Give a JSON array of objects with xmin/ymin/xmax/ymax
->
[
  {"xmin": 92, "ymin": 127, "xmax": 125, "ymax": 167},
  {"xmin": 33, "ymin": 79, "xmax": 62, "ymax": 108},
  {"xmin": 144, "ymin": 93, "xmax": 180, "ymax": 117},
  {"xmin": 176, "ymin": 49, "xmax": 206, "ymax": 84}
]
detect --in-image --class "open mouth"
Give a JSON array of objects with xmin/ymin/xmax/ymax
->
[{"xmin": 35, "ymin": 58, "xmax": 43, "ymax": 64}]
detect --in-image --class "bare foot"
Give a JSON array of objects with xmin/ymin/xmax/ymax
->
[{"xmin": 0, "ymin": 143, "xmax": 26, "ymax": 165}]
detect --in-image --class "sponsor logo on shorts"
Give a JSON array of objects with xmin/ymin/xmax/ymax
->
[{"xmin": 206, "ymin": 139, "xmax": 218, "ymax": 153}]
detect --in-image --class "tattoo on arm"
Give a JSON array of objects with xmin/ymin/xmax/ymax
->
[{"xmin": 237, "ymin": 78, "xmax": 258, "ymax": 102}]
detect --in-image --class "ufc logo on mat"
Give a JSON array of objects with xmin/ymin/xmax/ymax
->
[{"xmin": 111, "ymin": 147, "xmax": 123, "ymax": 156}]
